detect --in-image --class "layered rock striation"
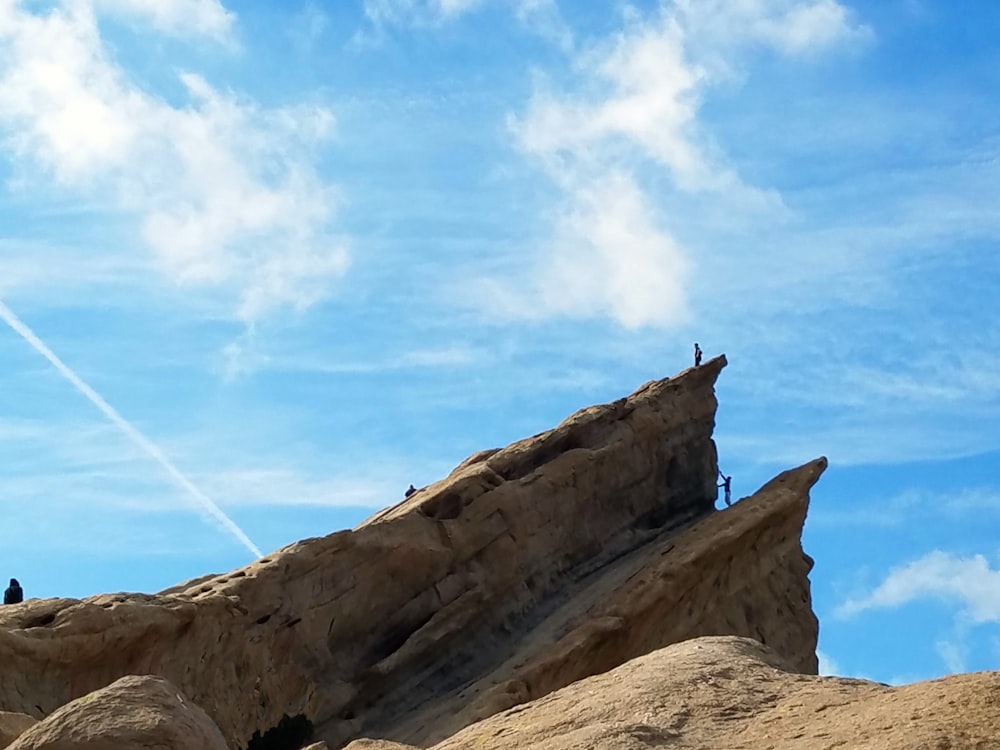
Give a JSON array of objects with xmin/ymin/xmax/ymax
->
[{"xmin": 0, "ymin": 356, "xmax": 827, "ymax": 749}]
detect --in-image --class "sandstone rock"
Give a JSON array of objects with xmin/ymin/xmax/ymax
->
[
  {"xmin": 7, "ymin": 675, "xmax": 226, "ymax": 750},
  {"xmin": 0, "ymin": 712, "xmax": 37, "ymax": 749},
  {"xmin": 0, "ymin": 356, "xmax": 824, "ymax": 748},
  {"xmin": 425, "ymin": 636, "xmax": 1000, "ymax": 750},
  {"xmin": 375, "ymin": 456, "xmax": 826, "ymax": 746},
  {"xmin": 342, "ymin": 742, "xmax": 416, "ymax": 750}
]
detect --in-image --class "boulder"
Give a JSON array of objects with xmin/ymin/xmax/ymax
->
[
  {"xmin": 427, "ymin": 636, "xmax": 1000, "ymax": 750},
  {"xmin": 7, "ymin": 675, "xmax": 226, "ymax": 750},
  {"xmin": 0, "ymin": 712, "xmax": 36, "ymax": 749}
]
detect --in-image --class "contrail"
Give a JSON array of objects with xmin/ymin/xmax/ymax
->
[{"xmin": 0, "ymin": 300, "xmax": 262, "ymax": 558}]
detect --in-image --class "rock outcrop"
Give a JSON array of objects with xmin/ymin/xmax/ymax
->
[
  {"xmin": 8, "ymin": 675, "xmax": 227, "ymax": 750},
  {"xmin": 368, "ymin": 456, "xmax": 825, "ymax": 747},
  {"xmin": 0, "ymin": 356, "xmax": 828, "ymax": 749},
  {"xmin": 0, "ymin": 712, "xmax": 36, "ymax": 749},
  {"xmin": 404, "ymin": 636, "xmax": 1000, "ymax": 750}
]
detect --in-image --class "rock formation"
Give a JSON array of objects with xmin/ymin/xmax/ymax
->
[
  {"xmin": 8, "ymin": 675, "xmax": 228, "ymax": 750},
  {"xmin": 0, "ymin": 714, "xmax": 36, "ymax": 750},
  {"xmin": 0, "ymin": 356, "xmax": 833, "ymax": 749},
  {"xmin": 382, "ymin": 636, "xmax": 1000, "ymax": 750}
]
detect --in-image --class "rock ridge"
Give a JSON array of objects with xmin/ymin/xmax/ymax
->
[{"xmin": 0, "ymin": 355, "xmax": 826, "ymax": 750}]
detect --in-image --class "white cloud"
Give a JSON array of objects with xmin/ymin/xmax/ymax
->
[
  {"xmin": 513, "ymin": 15, "xmax": 715, "ymax": 189},
  {"xmin": 200, "ymin": 468, "xmax": 397, "ymax": 508},
  {"xmin": 935, "ymin": 638, "xmax": 968, "ymax": 674},
  {"xmin": 808, "ymin": 487, "xmax": 1000, "ymax": 529},
  {"xmin": 363, "ymin": 0, "xmax": 417, "ymax": 26},
  {"xmin": 361, "ymin": 0, "xmax": 567, "ymax": 42},
  {"xmin": 816, "ymin": 649, "xmax": 840, "ymax": 676},
  {"xmin": 478, "ymin": 0, "xmax": 869, "ymax": 329},
  {"xmin": 481, "ymin": 171, "xmax": 691, "ymax": 328},
  {"xmin": 0, "ymin": 415, "xmax": 401, "ymax": 520},
  {"xmin": 91, "ymin": 0, "xmax": 234, "ymax": 39},
  {"xmin": 436, "ymin": 0, "xmax": 483, "ymax": 18},
  {"xmin": 673, "ymin": 0, "xmax": 871, "ymax": 66},
  {"xmin": 764, "ymin": 0, "xmax": 868, "ymax": 54},
  {"xmin": 837, "ymin": 551, "xmax": 1000, "ymax": 624},
  {"xmin": 218, "ymin": 342, "xmax": 484, "ymax": 379},
  {"xmin": 362, "ymin": 0, "xmax": 483, "ymax": 27},
  {"xmin": 0, "ymin": 241, "xmax": 152, "ymax": 299},
  {"xmin": 512, "ymin": 0, "xmax": 571, "ymax": 49},
  {"xmin": 494, "ymin": 3, "xmax": 827, "ymax": 328},
  {"xmin": 0, "ymin": 2, "xmax": 347, "ymax": 321}
]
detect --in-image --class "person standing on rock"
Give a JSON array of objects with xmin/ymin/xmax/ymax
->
[
  {"xmin": 3, "ymin": 578, "xmax": 23, "ymax": 604},
  {"xmin": 694, "ymin": 343, "xmax": 703, "ymax": 367},
  {"xmin": 718, "ymin": 474, "xmax": 732, "ymax": 506}
]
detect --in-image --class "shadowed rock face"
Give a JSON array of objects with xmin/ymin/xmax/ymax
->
[{"xmin": 0, "ymin": 356, "xmax": 825, "ymax": 750}]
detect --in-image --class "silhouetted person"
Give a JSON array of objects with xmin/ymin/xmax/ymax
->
[
  {"xmin": 3, "ymin": 578, "xmax": 23, "ymax": 604},
  {"xmin": 694, "ymin": 342, "xmax": 703, "ymax": 367},
  {"xmin": 404, "ymin": 484, "xmax": 416, "ymax": 498},
  {"xmin": 718, "ymin": 475, "xmax": 732, "ymax": 506}
]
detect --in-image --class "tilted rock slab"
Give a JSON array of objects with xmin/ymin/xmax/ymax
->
[
  {"xmin": 382, "ymin": 456, "xmax": 826, "ymax": 746},
  {"xmin": 406, "ymin": 636, "xmax": 1000, "ymax": 750},
  {"xmin": 0, "ymin": 356, "xmax": 823, "ymax": 749},
  {"xmin": 8, "ymin": 675, "xmax": 227, "ymax": 750}
]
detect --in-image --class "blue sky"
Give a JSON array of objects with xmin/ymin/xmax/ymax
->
[{"xmin": 0, "ymin": 0, "xmax": 998, "ymax": 686}]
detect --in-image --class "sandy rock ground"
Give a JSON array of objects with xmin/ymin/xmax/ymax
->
[{"xmin": 422, "ymin": 637, "xmax": 999, "ymax": 750}]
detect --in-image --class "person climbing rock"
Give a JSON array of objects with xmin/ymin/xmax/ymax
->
[
  {"xmin": 3, "ymin": 578, "xmax": 23, "ymax": 604},
  {"xmin": 718, "ymin": 474, "xmax": 732, "ymax": 507},
  {"xmin": 404, "ymin": 484, "xmax": 417, "ymax": 498},
  {"xmin": 694, "ymin": 343, "xmax": 703, "ymax": 367}
]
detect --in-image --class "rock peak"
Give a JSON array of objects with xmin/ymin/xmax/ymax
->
[{"xmin": 0, "ymin": 354, "xmax": 827, "ymax": 750}]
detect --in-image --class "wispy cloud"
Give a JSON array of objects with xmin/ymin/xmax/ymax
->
[
  {"xmin": 0, "ymin": 240, "xmax": 151, "ymax": 300},
  {"xmin": 288, "ymin": 2, "xmax": 331, "ymax": 50},
  {"xmin": 816, "ymin": 649, "xmax": 841, "ymax": 676},
  {"xmin": 362, "ymin": 0, "xmax": 481, "ymax": 28},
  {"xmin": 0, "ymin": 1, "xmax": 347, "ymax": 321},
  {"xmin": 672, "ymin": 0, "xmax": 871, "ymax": 65},
  {"xmin": 809, "ymin": 487, "xmax": 1000, "ymax": 529},
  {"xmin": 512, "ymin": 0, "xmax": 571, "ymax": 49},
  {"xmin": 0, "ymin": 300, "xmax": 262, "ymax": 556},
  {"xmin": 91, "ymin": 0, "xmax": 235, "ymax": 39},
  {"xmin": 837, "ymin": 550, "xmax": 1000, "ymax": 624},
  {"xmin": 358, "ymin": 0, "xmax": 570, "ymax": 47},
  {"xmin": 475, "ymin": 0, "xmax": 864, "ymax": 328},
  {"xmin": 198, "ymin": 469, "xmax": 398, "ymax": 509},
  {"xmin": 219, "ymin": 337, "xmax": 486, "ymax": 380},
  {"xmin": 477, "ymin": 171, "xmax": 693, "ymax": 328},
  {"xmin": 935, "ymin": 638, "xmax": 968, "ymax": 674},
  {"xmin": 0, "ymin": 417, "xmax": 401, "ymax": 512}
]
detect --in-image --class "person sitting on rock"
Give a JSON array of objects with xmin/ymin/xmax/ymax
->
[
  {"xmin": 694, "ymin": 343, "xmax": 703, "ymax": 367},
  {"xmin": 404, "ymin": 484, "xmax": 417, "ymax": 498},
  {"xmin": 3, "ymin": 578, "xmax": 23, "ymax": 604}
]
